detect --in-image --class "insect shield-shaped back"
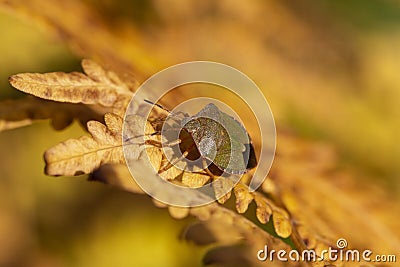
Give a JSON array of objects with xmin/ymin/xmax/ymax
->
[{"xmin": 181, "ymin": 103, "xmax": 257, "ymax": 175}]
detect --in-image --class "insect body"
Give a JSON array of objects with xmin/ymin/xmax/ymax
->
[
  {"xmin": 148, "ymin": 101, "xmax": 257, "ymax": 176},
  {"xmin": 180, "ymin": 103, "xmax": 257, "ymax": 174}
]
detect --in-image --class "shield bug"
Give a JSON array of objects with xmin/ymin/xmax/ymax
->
[{"xmin": 144, "ymin": 100, "xmax": 257, "ymax": 177}]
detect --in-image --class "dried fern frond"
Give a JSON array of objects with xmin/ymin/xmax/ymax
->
[
  {"xmin": 9, "ymin": 60, "xmax": 134, "ymax": 116},
  {"xmin": 44, "ymin": 113, "xmax": 124, "ymax": 176},
  {"xmin": 5, "ymin": 60, "xmax": 398, "ymax": 267},
  {"xmin": 0, "ymin": 96, "xmax": 103, "ymax": 132}
]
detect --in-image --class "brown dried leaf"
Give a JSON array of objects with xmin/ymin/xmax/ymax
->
[
  {"xmin": 8, "ymin": 60, "xmax": 133, "ymax": 115},
  {"xmin": 81, "ymin": 59, "xmax": 138, "ymax": 91},
  {"xmin": 90, "ymin": 164, "xmax": 143, "ymax": 194},
  {"xmin": 233, "ymin": 183, "xmax": 254, "ymax": 214},
  {"xmin": 123, "ymin": 115, "xmax": 163, "ymax": 171},
  {"xmin": 2, "ymin": 2, "xmax": 398, "ymax": 266},
  {"xmin": 168, "ymin": 206, "xmax": 190, "ymax": 219},
  {"xmin": 146, "ymin": 147, "xmax": 163, "ymax": 172},
  {"xmin": 212, "ymin": 177, "xmax": 234, "ymax": 204},
  {"xmin": 261, "ymin": 178, "xmax": 278, "ymax": 195},
  {"xmin": 181, "ymin": 171, "xmax": 210, "ymax": 188},
  {"xmin": 272, "ymin": 209, "xmax": 292, "ymax": 239},
  {"xmin": 233, "ymin": 182, "xmax": 293, "ymax": 239},
  {"xmin": 158, "ymin": 165, "xmax": 183, "ymax": 181},
  {"xmin": 103, "ymin": 112, "xmax": 123, "ymax": 134},
  {"xmin": 189, "ymin": 206, "xmax": 212, "ymax": 222},
  {"xmin": 188, "ymin": 203, "xmax": 293, "ymax": 267},
  {"xmin": 254, "ymin": 194, "xmax": 273, "ymax": 224},
  {"xmin": 44, "ymin": 113, "xmax": 124, "ymax": 176},
  {"xmin": 0, "ymin": 97, "xmax": 102, "ymax": 132},
  {"xmin": 269, "ymin": 133, "xmax": 400, "ymax": 258}
]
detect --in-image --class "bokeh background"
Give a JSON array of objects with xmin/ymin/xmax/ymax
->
[{"xmin": 0, "ymin": 0, "xmax": 399, "ymax": 266}]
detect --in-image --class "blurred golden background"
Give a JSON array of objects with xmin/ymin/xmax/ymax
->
[{"xmin": 0, "ymin": 0, "xmax": 399, "ymax": 266}]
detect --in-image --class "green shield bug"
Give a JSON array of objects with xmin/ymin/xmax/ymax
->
[{"xmin": 145, "ymin": 100, "xmax": 257, "ymax": 176}]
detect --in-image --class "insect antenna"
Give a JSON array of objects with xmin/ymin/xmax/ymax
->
[
  {"xmin": 123, "ymin": 136, "xmax": 182, "ymax": 148},
  {"xmin": 144, "ymin": 99, "xmax": 188, "ymax": 119},
  {"xmin": 123, "ymin": 100, "xmax": 188, "ymax": 144},
  {"xmin": 144, "ymin": 99, "xmax": 172, "ymax": 114}
]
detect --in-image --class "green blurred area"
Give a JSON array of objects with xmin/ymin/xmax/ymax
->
[
  {"xmin": 0, "ymin": 122, "xmax": 204, "ymax": 267},
  {"xmin": 0, "ymin": 15, "xmax": 81, "ymax": 99},
  {"xmin": 0, "ymin": 11, "xmax": 204, "ymax": 267},
  {"xmin": 0, "ymin": 0, "xmax": 400, "ymax": 266}
]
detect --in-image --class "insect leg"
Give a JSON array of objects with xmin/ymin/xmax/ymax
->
[
  {"xmin": 158, "ymin": 140, "xmax": 199, "ymax": 174},
  {"xmin": 149, "ymin": 127, "xmax": 185, "ymax": 136},
  {"xmin": 123, "ymin": 137, "xmax": 182, "ymax": 149},
  {"xmin": 144, "ymin": 138, "xmax": 181, "ymax": 148},
  {"xmin": 202, "ymin": 159, "xmax": 216, "ymax": 180},
  {"xmin": 145, "ymin": 99, "xmax": 189, "ymax": 122},
  {"xmin": 144, "ymin": 99, "xmax": 172, "ymax": 113},
  {"xmin": 158, "ymin": 150, "xmax": 189, "ymax": 174}
]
